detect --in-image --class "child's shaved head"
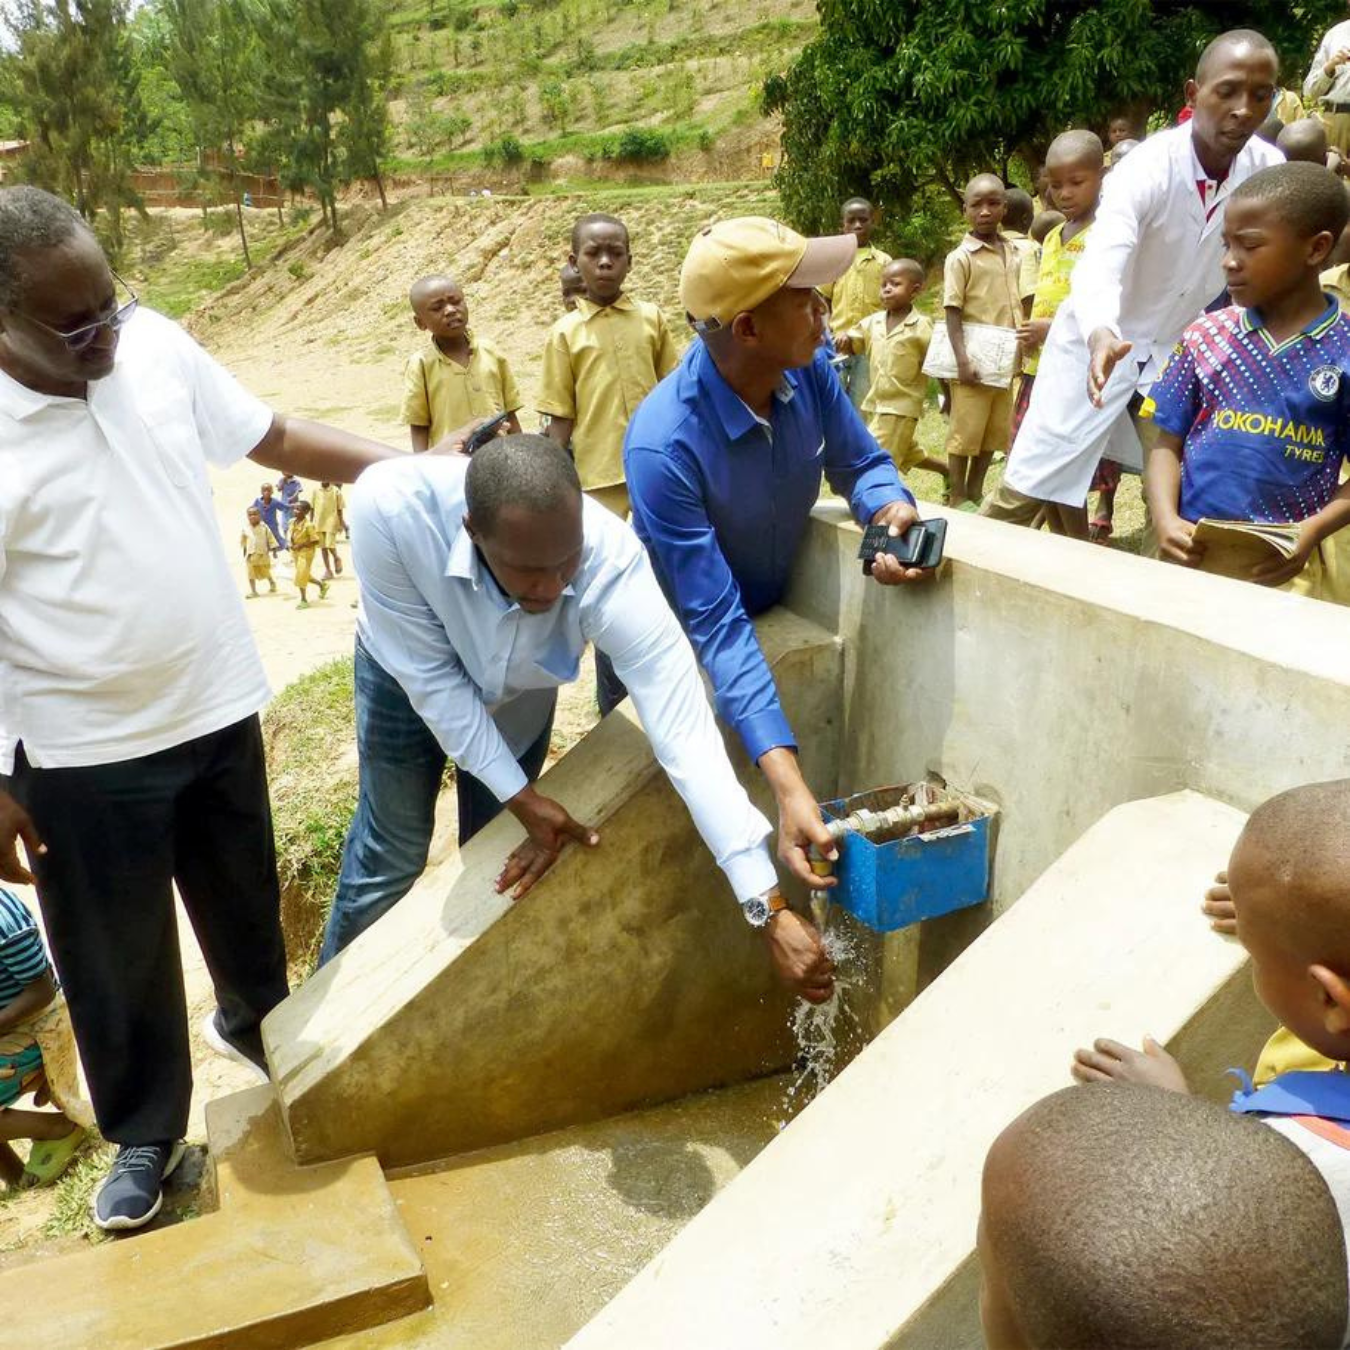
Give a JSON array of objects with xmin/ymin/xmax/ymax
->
[
  {"xmin": 1233, "ymin": 162, "xmax": 1350, "ymax": 243},
  {"xmin": 1046, "ymin": 129, "xmax": 1104, "ymax": 171},
  {"xmin": 1003, "ymin": 188, "xmax": 1034, "ymax": 233},
  {"xmin": 1029, "ymin": 210, "xmax": 1065, "ymax": 244},
  {"xmin": 981, "ymin": 1083, "xmax": 1347, "ymax": 1350},
  {"xmin": 1279, "ymin": 116, "xmax": 1330, "ymax": 165},
  {"xmin": 570, "ymin": 212, "xmax": 628, "ymax": 255},
  {"xmin": 1231, "ymin": 778, "xmax": 1350, "ymax": 967},
  {"xmin": 883, "ymin": 257, "xmax": 924, "ymax": 282},
  {"xmin": 964, "ymin": 173, "xmax": 1006, "ymax": 202},
  {"xmin": 409, "ymin": 273, "xmax": 458, "ymax": 308}
]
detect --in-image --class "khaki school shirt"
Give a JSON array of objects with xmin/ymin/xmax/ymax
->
[
  {"xmin": 1323, "ymin": 263, "xmax": 1350, "ymax": 313},
  {"xmin": 942, "ymin": 234, "xmax": 1023, "ymax": 329},
  {"xmin": 821, "ymin": 244, "xmax": 893, "ymax": 336},
  {"xmin": 1002, "ymin": 229, "xmax": 1040, "ymax": 302},
  {"xmin": 536, "ymin": 293, "xmax": 680, "ymax": 490},
  {"xmin": 848, "ymin": 309, "xmax": 933, "ymax": 419},
  {"xmin": 402, "ymin": 333, "xmax": 522, "ymax": 446},
  {"xmin": 243, "ymin": 522, "xmax": 272, "ymax": 558},
  {"xmin": 311, "ymin": 483, "xmax": 344, "ymax": 534}
]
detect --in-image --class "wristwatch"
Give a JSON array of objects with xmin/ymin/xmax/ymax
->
[{"xmin": 741, "ymin": 888, "xmax": 789, "ymax": 929}]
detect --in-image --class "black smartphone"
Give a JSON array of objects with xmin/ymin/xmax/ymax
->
[
  {"xmin": 858, "ymin": 518, "xmax": 947, "ymax": 574},
  {"xmin": 462, "ymin": 411, "xmax": 512, "ymax": 455}
]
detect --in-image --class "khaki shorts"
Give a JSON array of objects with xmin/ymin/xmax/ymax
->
[
  {"xmin": 978, "ymin": 479, "xmax": 1044, "ymax": 526},
  {"xmin": 246, "ymin": 555, "xmax": 272, "ymax": 581},
  {"xmin": 294, "ymin": 547, "xmax": 316, "ymax": 589},
  {"xmin": 868, "ymin": 413, "xmax": 921, "ymax": 472},
  {"xmin": 319, "ymin": 527, "xmax": 340, "ymax": 549},
  {"xmin": 946, "ymin": 382, "xmax": 1014, "ymax": 458}
]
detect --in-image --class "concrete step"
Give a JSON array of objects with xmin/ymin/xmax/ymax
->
[
  {"xmin": 8, "ymin": 1086, "xmax": 429, "ymax": 1350},
  {"xmin": 314, "ymin": 1074, "xmax": 796, "ymax": 1350},
  {"xmin": 564, "ymin": 791, "xmax": 1272, "ymax": 1350}
]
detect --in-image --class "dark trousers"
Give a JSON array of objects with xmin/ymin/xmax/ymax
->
[
  {"xmin": 319, "ymin": 638, "xmax": 556, "ymax": 964},
  {"xmin": 2, "ymin": 716, "xmax": 288, "ymax": 1145}
]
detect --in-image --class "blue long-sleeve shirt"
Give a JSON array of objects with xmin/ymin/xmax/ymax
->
[{"xmin": 624, "ymin": 340, "xmax": 912, "ymax": 764}]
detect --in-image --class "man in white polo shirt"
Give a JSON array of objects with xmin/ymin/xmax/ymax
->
[
  {"xmin": 982, "ymin": 29, "xmax": 1283, "ymax": 533},
  {"xmin": 0, "ymin": 187, "xmax": 408, "ymax": 1231}
]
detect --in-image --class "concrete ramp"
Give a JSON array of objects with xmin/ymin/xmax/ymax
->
[
  {"xmin": 565, "ymin": 791, "xmax": 1272, "ymax": 1350},
  {"xmin": 266, "ymin": 610, "xmax": 843, "ymax": 1168}
]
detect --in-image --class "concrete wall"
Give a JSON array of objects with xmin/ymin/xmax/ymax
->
[
  {"xmin": 788, "ymin": 503, "xmax": 1350, "ymax": 988},
  {"xmin": 267, "ymin": 611, "xmax": 843, "ymax": 1168},
  {"xmin": 565, "ymin": 792, "xmax": 1270, "ymax": 1350}
]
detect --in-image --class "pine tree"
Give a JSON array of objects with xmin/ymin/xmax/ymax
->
[
  {"xmin": 3, "ymin": 0, "xmax": 145, "ymax": 254},
  {"xmin": 161, "ymin": 0, "xmax": 263, "ymax": 266}
]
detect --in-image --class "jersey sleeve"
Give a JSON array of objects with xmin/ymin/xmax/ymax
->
[{"xmin": 1146, "ymin": 333, "xmax": 1203, "ymax": 438}]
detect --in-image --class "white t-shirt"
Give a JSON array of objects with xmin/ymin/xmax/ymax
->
[{"xmin": 0, "ymin": 308, "xmax": 273, "ymax": 774}]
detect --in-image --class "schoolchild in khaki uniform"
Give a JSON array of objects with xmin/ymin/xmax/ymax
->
[
  {"xmin": 402, "ymin": 274, "xmax": 522, "ymax": 453},
  {"xmin": 942, "ymin": 174, "xmax": 1025, "ymax": 508}
]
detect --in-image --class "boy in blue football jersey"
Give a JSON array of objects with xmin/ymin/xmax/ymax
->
[{"xmin": 1146, "ymin": 162, "xmax": 1350, "ymax": 599}]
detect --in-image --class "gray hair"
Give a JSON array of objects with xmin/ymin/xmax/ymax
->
[
  {"xmin": 0, "ymin": 186, "xmax": 92, "ymax": 310},
  {"xmin": 465, "ymin": 433, "xmax": 582, "ymax": 536}
]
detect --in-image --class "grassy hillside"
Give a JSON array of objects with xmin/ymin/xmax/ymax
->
[{"xmin": 383, "ymin": 0, "xmax": 816, "ymax": 176}]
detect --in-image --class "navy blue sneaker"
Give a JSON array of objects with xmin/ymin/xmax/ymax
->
[{"xmin": 92, "ymin": 1141, "xmax": 186, "ymax": 1232}]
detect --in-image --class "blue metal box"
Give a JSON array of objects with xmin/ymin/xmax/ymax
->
[{"xmin": 819, "ymin": 786, "xmax": 996, "ymax": 933}]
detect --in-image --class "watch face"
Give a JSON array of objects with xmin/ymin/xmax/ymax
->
[{"xmin": 743, "ymin": 897, "xmax": 770, "ymax": 927}]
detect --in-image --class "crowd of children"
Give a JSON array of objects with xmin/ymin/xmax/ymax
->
[{"xmin": 239, "ymin": 477, "xmax": 346, "ymax": 608}]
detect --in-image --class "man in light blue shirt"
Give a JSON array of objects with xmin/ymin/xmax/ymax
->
[{"xmin": 320, "ymin": 437, "xmax": 818, "ymax": 991}]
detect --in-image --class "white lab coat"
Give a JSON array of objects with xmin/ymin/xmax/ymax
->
[{"xmin": 1006, "ymin": 124, "xmax": 1282, "ymax": 506}]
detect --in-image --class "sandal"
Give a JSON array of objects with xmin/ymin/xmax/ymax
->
[
  {"xmin": 21, "ymin": 1124, "xmax": 87, "ymax": 1187},
  {"xmin": 1089, "ymin": 517, "xmax": 1113, "ymax": 544}
]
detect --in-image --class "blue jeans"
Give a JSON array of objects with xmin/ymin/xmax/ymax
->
[{"xmin": 319, "ymin": 638, "xmax": 555, "ymax": 963}]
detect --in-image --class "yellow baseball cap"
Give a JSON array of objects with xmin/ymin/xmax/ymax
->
[{"xmin": 679, "ymin": 216, "xmax": 858, "ymax": 333}]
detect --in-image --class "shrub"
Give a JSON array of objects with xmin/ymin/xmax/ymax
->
[
  {"xmin": 483, "ymin": 133, "xmax": 526, "ymax": 164},
  {"xmin": 604, "ymin": 127, "xmax": 670, "ymax": 162}
]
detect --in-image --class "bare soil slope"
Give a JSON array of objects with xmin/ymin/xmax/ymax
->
[{"xmin": 189, "ymin": 184, "xmax": 779, "ymax": 442}]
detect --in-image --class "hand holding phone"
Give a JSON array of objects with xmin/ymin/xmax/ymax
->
[
  {"xmin": 462, "ymin": 411, "xmax": 512, "ymax": 455},
  {"xmin": 858, "ymin": 518, "xmax": 946, "ymax": 575}
]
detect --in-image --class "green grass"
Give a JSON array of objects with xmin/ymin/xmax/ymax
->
[
  {"xmin": 135, "ymin": 255, "xmax": 248, "ymax": 320},
  {"xmin": 44, "ymin": 1143, "xmax": 115, "ymax": 1243},
  {"xmin": 263, "ymin": 658, "xmax": 361, "ymax": 970}
]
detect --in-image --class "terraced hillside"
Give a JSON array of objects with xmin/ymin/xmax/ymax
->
[{"xmin": 383, "ymin": 0, "xmax": 817, "ymax": 183}]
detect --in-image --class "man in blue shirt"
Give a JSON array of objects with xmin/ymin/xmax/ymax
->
[{"xmin": 625, "ymin": 217, "xmax": 923, "ymax": 1002}]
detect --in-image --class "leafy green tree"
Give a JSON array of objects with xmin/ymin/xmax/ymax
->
[
  {"xmin": 764, "ymin": 0, "xmax": 1344, "ymax": 239},
  {"xmin": 160, "ymin": 0, "xmax": 263, "ymax": 265},
  {"xmin": 3, "ymin": 0, "xmax": 145, "ymax": 255},
  {"xmin": 252, "ymin": 0, "xmax": 393, "ymax": 231}
]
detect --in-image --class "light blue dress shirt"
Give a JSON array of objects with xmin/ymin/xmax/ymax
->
[{"xmin": 348, "ymin": 454, "xmax": 777, "ymax": 902}]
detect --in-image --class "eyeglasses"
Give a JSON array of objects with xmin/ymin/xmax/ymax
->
[{"xmin": 16, "ymin": 271, "xmax": 139, "ymax": 354}]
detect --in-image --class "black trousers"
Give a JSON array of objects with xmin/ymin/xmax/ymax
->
[{"xmin": 2, "ymin": 716, "xmax": 289, "ymax": 1145}]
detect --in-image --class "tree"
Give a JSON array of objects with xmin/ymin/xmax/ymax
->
[
  {"xmin": 763, "ymin": 0, "xmax": 1345, "ymax": 239},
  {"xmin": 3, "ymin": 0, "xmax": 145, "ymax": 255},
  {"xmin": 161, "ymin": 0, "xmax": 263, "ymax": 266},
  {"xmin": 252, "ymin": 0, "xmax": 393, "ymax": 231}
]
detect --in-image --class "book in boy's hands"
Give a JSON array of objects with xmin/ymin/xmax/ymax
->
[{"xmin": 1192, "ymin": 518, "xmax": 1303, "ymax": 579}]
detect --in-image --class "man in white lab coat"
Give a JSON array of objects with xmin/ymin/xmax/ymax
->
[{"xmin": 983, "ymin": 29, "xmax": 1284, "ymax": 535}]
